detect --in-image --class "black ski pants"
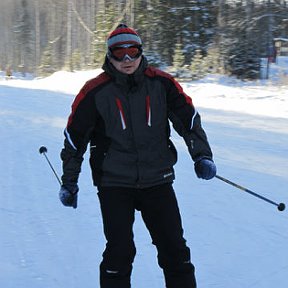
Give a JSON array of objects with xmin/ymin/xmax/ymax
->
[{"xmin": 97, "ymin": 183, "xmax": 197, "ymax": 288}]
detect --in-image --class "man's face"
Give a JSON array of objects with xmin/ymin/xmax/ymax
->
[
  {"xmin": 109, "ymin": 45, "xmax": 142, "ymax": 74},
  {"xmin": 110, "ymin": 56, "xmax": 142, "ymax": 75}
]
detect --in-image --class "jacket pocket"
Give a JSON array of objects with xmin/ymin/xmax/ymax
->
[
  {"xmin": 168, "ymin": 139, "xmax": 178, "ymax": 164},
  {"xmin": 89, "ymin": 146, "xmax": 108, "ymax": 185}
]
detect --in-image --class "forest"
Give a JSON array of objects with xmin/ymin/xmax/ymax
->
[{"xmin": 0, "ymin": 0, "xmax": 287, "ymax": 80}]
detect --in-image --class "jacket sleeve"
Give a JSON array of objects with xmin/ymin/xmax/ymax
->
[
  {"xmin": 60, "ymin": 85, "xmax": 98, "ymax": 187},
  {"xmin": 165, "ymin": 76, "xmax": 213, "ymax": 162}
]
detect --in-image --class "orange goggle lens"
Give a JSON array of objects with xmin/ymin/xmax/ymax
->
[{"xmin": 110, "ymin": 46, "xmax": 142, "ymax": 61}]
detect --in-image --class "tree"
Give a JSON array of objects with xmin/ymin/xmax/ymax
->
[
  {"xmin": 220, "ymin": 1, "xmax": 262, "ymax": 79},
  {"xmin": 190, "ymin": 49, "xmax": 205, "ymax": 79},
  {"xmin": 0, "ymin": 0, "xmax": 287, "ymax": 78},
  {"xmin": 172, "ymin": 42, "xmax": 185, "ymax": 70},
  {"xmin": 14, "ymin": 0, "xmax": 34, "ymax": 73}
]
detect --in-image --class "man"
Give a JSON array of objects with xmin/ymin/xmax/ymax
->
[{"xmin": 59, "ymin": 24, "xmax": 216, "ymax": 288}]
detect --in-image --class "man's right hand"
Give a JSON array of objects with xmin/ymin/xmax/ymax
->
[{"xmin": 59, "ymin": 184, "xmax": 79, "ymax": 209}]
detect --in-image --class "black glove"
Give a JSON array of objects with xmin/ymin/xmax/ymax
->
[
  {"xmin": 59, "ymin": 184, "xmax": 79, "ymax": 209},
  {"xmin": 194, "ymin": 158, "xmax": 216, "ymax": 180}
]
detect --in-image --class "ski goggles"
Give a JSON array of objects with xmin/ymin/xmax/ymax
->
[{"xmin": 109, "ymin": 45, "xmax": 142, "ymax": 62}]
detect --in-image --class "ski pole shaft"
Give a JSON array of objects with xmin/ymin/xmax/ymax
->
[
  {"xmin": 39, "ymin": 146, "xmax": 62, "ymax": 186},
  {"xmin": 215, "ymin": 175, "xmax": 285, "ymax": 212}
]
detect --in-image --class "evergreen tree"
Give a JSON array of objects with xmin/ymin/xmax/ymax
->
[
  {"xmin": 71, "ymin": 49, "xmax": 83, "ymax": 71},
  {"xmin": 14, "ymin": 0, "xmax": 34, "ymax": 73},
  {"xmin": 173, "ymin": 42, "xmax": 185, "ymax": 70},
  {"xmin": 221, "ymin": 1, "xmax": 262, "ymax": 79},
  {"xmin": 39, "ymin": 46, "xmax": 54, "ymax": 76},
  {"xmin": 205, "ymin": 45, "xmax": 221, "ymax": 74},
  {"xmin": 94, "ymin": 1, "xmax": 117, "ymax": 67},
  {"xmin": 1, "ymin": 0, "xmax": 287, "ymax": 76},
  {"xmin": 190, "ymin": 49, "xmax": 204, "ymax": 80},
  {"xmin": 172, "ymin": 42, "xmax": 188, "ymax": 78}
]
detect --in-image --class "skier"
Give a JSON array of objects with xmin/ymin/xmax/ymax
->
[{"xmin": 59, "ymin": 24, "xmax": 216, "ymax": 288}]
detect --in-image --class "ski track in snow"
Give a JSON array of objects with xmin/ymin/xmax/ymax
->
[{"xmin": 0, "ymin": 74, "xmax": 288, "ymax": 288}]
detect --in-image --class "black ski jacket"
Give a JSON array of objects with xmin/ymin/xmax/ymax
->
[{"xmin": 61, "ymin": 56, "xmax": 213, "ymax": 188}]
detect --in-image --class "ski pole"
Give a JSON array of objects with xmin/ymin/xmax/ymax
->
[
  {"xmin": 39, "ymin": 146, "xmax": 62, "ymax": 186},
  {"xmin": 215, "ymin": 175, "xmax": 285, "ymax": 212}
]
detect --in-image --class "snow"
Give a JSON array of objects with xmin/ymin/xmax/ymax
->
[{"xmin": 0, "ymin": 57, "xmax": 287, "ymax": 288}]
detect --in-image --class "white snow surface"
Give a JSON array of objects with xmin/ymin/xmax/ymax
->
[{"xmin": 0, "ymin": 57, "xmax": 288, "ymax": 288}]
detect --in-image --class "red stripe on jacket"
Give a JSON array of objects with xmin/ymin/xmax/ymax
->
[
  {"xmin": 144, "ymin": 66, "xmax": 193, "ymax": 106},
  {"xmin": 115, "ymin": 98, "xmax": 127, "ymax": 130},
  {"xmin": 146, "ymin": 95, "xmax": 151, "ymax": 126},
  {"xmin": 67, "ymin": 72, "xmax": 110, "ymax": 127}
]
